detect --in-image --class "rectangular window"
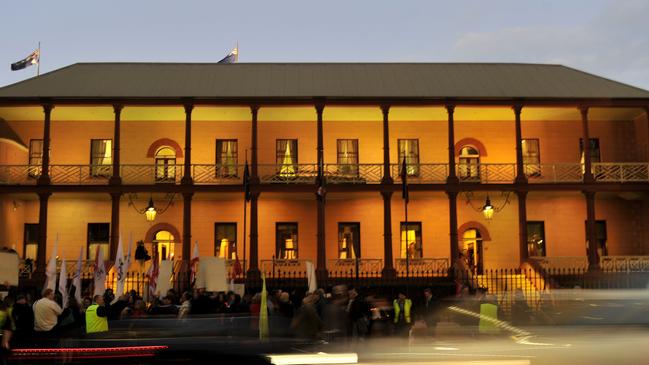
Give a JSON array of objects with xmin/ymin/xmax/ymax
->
[
  {"xmin": 526, "ymin": 221, "xmax": 546, "ymax": 257},
  {"xmin": 398, "ymin": 139, "xmax": 419, "ymax": 176},
  {"xmin": 337, "ymin": 139, "xmax": 359, "ymax": 176},
  {"xmin": 522, "ymin": 139, "xmax": 541, "ymax": 177},
  {"xmin": 155, "ymin": 147, "xmax": 176, "ymax": 183},
  {"xmin": 90, "ymin": 139, "xmax": 112, "ymax": 177},
  {"xmin": 23, "ymin": 223, "xmax": 39, "ymax": 261},
  {"xmin": 214, "ymin": 222, "xmax": 237, "ymax": 259},
  {"xmin": 87, "ymin": 223, "xmax": 110, "ymax": 260},
  {"xmin": 216, "ymin": 139, "xmax": 238, "ymax": 178},
  {"xmin": 579, "ymin": 138, "xmax": 601, "ymax": 163},
  {"xmin": 28, "ymin": 139, "xmax": 43, "ymax": 178},
  {"xmin": 338, "ymin": 222, "xmax": 360, "ymax": 259},
  {"xmin": 276, "ymin": 139, "xmax": 298, "ymax": 176},
  {"xmin": 400, "ymin": 222, "xmax": 422, "ymax": 259},
  {"xmin": 276, "ymin": 223, "xmax": 298, "ymax": 259},
  {"xmin": 585, "ymin": 220, "xmax": 608, "ymax": 258}
]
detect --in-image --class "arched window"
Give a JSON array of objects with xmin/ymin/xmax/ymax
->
[
  {"xmin": 153, "ymin": 230, "xmax": 175, "ymax": 261},
  {"xmin": 155, "ymin": 146, "xmax": 177, "ymax": 183},
  {"xmin": 462, "ymin": 229, "xmax": 483, "ymax": 274},
  {"xmin": 458, "ymin": 146, "xmax": 480, "ymax": 181}
]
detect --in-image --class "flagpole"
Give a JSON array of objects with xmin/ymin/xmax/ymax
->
[
  {"xmin": 37, "ymin": 41, "xmax": 41, "ymax": 76},
  {"xmin": 236, "ymin": 41, "xmax": 239, "ymax": 63}
]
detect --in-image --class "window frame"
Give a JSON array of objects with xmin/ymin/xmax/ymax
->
[
  {"xmin": 458, "ymin": 146, "xmax": 481, "ymax": 181},
  {"xmin": 276, "ymin": 139, "xmax": 298, "ymax": 176},
  {"xmin": 336, "ymin": 139, "xmax": 359, "ymax": 176},
  {"xmin": 214, "ymin": 222, "xmax": 237, "ymax": 259},
  {"xmin": 399, "ymin": 221, "xmax": 423, "ymax": 259},
  {"xmin": 215, "ymin": 139, "xmax": 239, "ymax": 178},
  {"xmin": 23, "ymin": 223, "xmax": 39, "ymax": 260},
  {"xmin": 526, "ymin": 221, "xmax": 546, "ymax": 257},
  {"xmin": 397, "ymin": 139, "xmax": 420, "ymax": 177},
  {"xmin": 338, "ymin": 222, "xmax": 361, "ymax": 259},
  {"xmin": 89, "ymin": 138, "xmax": 113, "ymax": 177},
  {"xmin": 28, "ymin": 139, "xmax": 43, "ymax": 178},
  {"xmin": 579, "ymin": 138, "xmax": 601, "ymax": 163},
  {"xmin": 275, "ymin": 222, "xmax": 298, "ymax": 260},
  {"xmin": 521, "ymin": 138, "xmax": 541, "ymax": 177},
  {"xmin": 154, "ymin": 146, "xmax": 177, "ymax": 183},
  {"xmin": 87, "ymin": 222, "xmax": 110, "ymax": 260}
]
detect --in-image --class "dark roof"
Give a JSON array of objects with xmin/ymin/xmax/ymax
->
[{"xmin": 1, "ymin": 62, "xmax": 648, "ymax": 100}]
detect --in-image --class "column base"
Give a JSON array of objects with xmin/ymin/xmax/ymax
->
[
  {"xmin": 36, "ymin": 176, "xmax": 51, "ymax": 185},
  {"xmin": 446, "ymin": 176, "xmax": 460, "ymax": 184},
  {"xmin": 181, "ymin": 176, "xmax": 194, "ymax": 185},
  {"xmin": 514, "ymin": 175, "xmax": 528, "ymax": 184},
  {"xmin": 109, "ymin": 176, "xmax": 122, "ymax": 185},
  {"xmin": 381, "ymin": 267, "xmax": 397, "ymax": 279}
]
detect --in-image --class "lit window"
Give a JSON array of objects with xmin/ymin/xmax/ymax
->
[
  {"xmin": 338, "ymin": 223, "xmax": 360, "ymax": 259},
  {"xmin": 458, "ymin": 146, "xmax": 480, "ymax": 181},
  {"xmin": 215, "ymin": 223, "xmax": 237, "ymax": 259},
  {"xmin": 522, "ymin": 139, "xmax": 540, "ymax": 177},
  {"xmin": 23, "ymin": 223, "xmax": 39, "ymax": 260},
  {"xmin": 216, "ymin": 140, "xmax": 238, "ymax": 178},
  {"xmin": 276, "ymin": 223, "xmax": 298, "ymax": 259},
  {"xmin": 526, "ymin": 221, "xmax": 546, "ymax": 257},
  {"xmin": 337, "ymin": 139, "xmax": 359, "ymax": 176},
  {"xmin": 88, "ymin": 223, "xmax": 110, "ymax": 260},
  {"xmin": 155, "ymin": 146, "xmax": 176, "ymax": 183},
  {"xmin": 277, "ymin": 140, "xmax": 298, "ymax": 177},
  {"xmin": 154, "ymin": 230, "xmax": 175, "ymax": 261},
  {"xmin": 398, "ymin": 139, "xmax": 419, "ymax": 176},
  {"xmin": 400, "ymin": 222, "xmax": 422, "ymax": 259},
  {"xmin": 90, "ymin": 139, "xmax": 112, "ymax": 177},
  {"xmin": 28, "ymin": 139, "xmax": 43, "ymax": 178}
]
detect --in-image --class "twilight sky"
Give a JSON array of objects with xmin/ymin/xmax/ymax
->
[{"xmin": 2, "ymin": 0, "xmax": 648, "ymax": 90}]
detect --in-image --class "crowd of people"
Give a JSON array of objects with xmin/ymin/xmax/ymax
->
[{"xmin": 0, "ymin": 282, "xmax": 540, "ymax": 352}]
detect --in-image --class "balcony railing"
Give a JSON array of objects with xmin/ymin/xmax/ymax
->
[
  {"xmin": 121, "ymin": 164, "xmax": 183, "ymax": 185},
  {"xmin": 593, "ymin": 163, "xmax": 649, "ymax": 183},
  {"xmin": 527, "ymin": 163, "xmax": 584, "ymax": 183},
  {"xmin": 457, "ymin": 163, "xmax": 516, "ymax": 183},
  {"xmin": 600, "ymin": 256, "xmax": 649, "ymax": 272},
  {"xmin": 260, "ymin": 259, "xmax": 309, "ymax": 276},
  {"xmin": 391, "ymin": 163, "xmax": 448, "ymax": 184},
  {"xmin": 394, "ymin": 257, "xmax": 450, "ymax": 277},
  {"xmin": 328, "ymin": 258, "xmax": 382, "ymax": 277},
  {"xmin": 2, "ymin": 162, "xmax": 649, "ymax": 186},
  {"xmin": 323, "ymin": 164, "xmax": 383, "ymax": 184},
  {"xmin": 191, "ymin": 164, "xmax": 243, "ymax": 185}
]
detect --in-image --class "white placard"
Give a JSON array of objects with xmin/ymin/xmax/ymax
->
[
  {"xmin": 0, "ymin": 252, "xmax": 19, "ymax": 286},
  {"xmin": 199, "ymin": 257, "xmax": 227, "ymax": 292},
  {"xmin": 155, "ymin": 260, "xmax": 174, "ymax": 296}
]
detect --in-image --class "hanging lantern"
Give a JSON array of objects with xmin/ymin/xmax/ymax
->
[
  {"xmin": 145, "ymin": 197, "xmax": 157, "ymax": 222},
  {"xmin": 482, "ymin": 196, "xmax": 494, "ymax": 221}
]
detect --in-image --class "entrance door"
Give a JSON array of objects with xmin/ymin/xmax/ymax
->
[
  {"xmin": 153, "ymin": 230, "xmax": 175, "ymax": 261},
  {"xmin": 462, "ymin": 229, "xmax": 483, "ymax": 274},
  {"xmin": 585, "ymin": 220, "xmax": 608, "ymax": 259}
]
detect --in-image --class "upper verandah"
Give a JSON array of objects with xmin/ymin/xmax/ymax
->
[{"xmin": 1, "ymin": 62, "xmax": 649, "ymax": 101}]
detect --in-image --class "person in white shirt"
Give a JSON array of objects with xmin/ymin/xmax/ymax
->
[{"xmin": 33, "ymin": 289, "xmax": 63, "ymax": 332}]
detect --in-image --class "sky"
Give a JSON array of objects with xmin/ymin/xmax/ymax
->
[{"xmin": 2, "ymin": 0, "xmax": 649, "ymax": 90}]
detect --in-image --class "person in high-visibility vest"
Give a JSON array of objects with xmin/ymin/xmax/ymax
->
[
  {"xmin": 0, "ymin": 300, "xmax": 13, "ymax": 352},
  {"xmin": 85, "ymin": 295, "xmax": 109, "ymax": 334},
  {"xmin": 393, "ymin": 292, "xmax": 412, "ymax": 337}
]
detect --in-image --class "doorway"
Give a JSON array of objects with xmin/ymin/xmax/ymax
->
[
  {"xmin": 462, "ymin": 228, "xmax": 484, "ymax": 274},
  {"xmin": 153, "ymin": 230, "xmax": 175, "ymax": 261}
]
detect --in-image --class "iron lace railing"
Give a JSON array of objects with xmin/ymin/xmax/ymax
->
[
  {"xmin": 121, "ymin": 164, "xmax": 183, "ymax": 185},
  {"xmin": 457, "ymin": 163, "xmax": 516, "ymax": 183},
  {"xmin": 391, "ymin": 163, "xmax": 448, "ymax": 183},
  {"xmin": 593, "ymin": 162, "xmax": 649, "ymax": 182},
  {"xmin": 327, "ymin": 258, "xmax": 382, "ymax": 277},
  {"xmin": 395, "ymin": 257, "xmax": 450, "ymax": 277},
  {"xmin": 191, "ymin": 164, "xmax": 243, "ymax": 185}
]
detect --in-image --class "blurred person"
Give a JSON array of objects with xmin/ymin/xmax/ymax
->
[
  {"xmin": 0, "ymin": 298, "xmax": 13, "ymax": 352},
  {"xmin": 178, "ymin": 292, "xmax": 192, "ymax": 319},
  {"xmin": 418, "ymin": 288, "xmax": 440, "ymax": 332},
  {"xmin": 85, "ymin": 294, "xmax": 109, "ymax": 334},
  {"xmin": 291, "ymin": 294, "xmax": 322, "ymax": 339},
  {"xmin": 346, "ymin": 287, "xmax": 371, "ymax": 340},
  {"xmin": 510, "ymin": 288, "xmax": 532, "ymax": 326},
  {"xmin": 278, "ymin": 292, "xmax": 294, "ymax": 318},
  {"xmin": 33, "ymin": 289, "xmax": 63, "ymax": 334},
  {"xmin": 393, "ymin": 292, "xmax": 412, "ymax": 337},
  {"xmin": 191, "ymin": 288, "xmax": 212, "ymax": 314},
  {"xmin": 10, "ymin": 294, "xmax": 33, "ymax": 344}
]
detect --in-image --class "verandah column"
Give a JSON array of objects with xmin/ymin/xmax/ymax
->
[
  {"xmin": 584, "ymin": 191, "xmax": 600, "ymax": 271},
  {"xmin": 315, "ymin": 102, "xmax": 327, "ymax": 278},
  {"xmin": 580, "ymin": 106, "xmax": 595, "ymax": 183},
  {"xmin": 517, "ymin": 190, "xmax": 529, "ymax": 264},
  {"xmin": 181, "ymin": 102, "xmax": 194, "ymax": 185},
  {"xmin": 381, "ymin": 191, "xmax": 396, "ymax": 278},
  {"xmin": 446, "ymin": 104, "xmax": 460, "ymax": 267},
  {"xmin": 37, "ymin": 104, "xmax": 53, "ymax": 185},
  {"xmin": 381, "ymin": 105, "xmax": 392, "ymax": 184},
  {"xmin": 182, "ymin": 192, "xmax": 193, "ymax": 260},
  {"xmin": 250, "ymin": 105, "xmax": 259, "ymax": 182},
  {"xmin": 247, "ymin": 105, "xmax": 261, "ymax": 279},
  {"xmin": 109, "ymin": 192, "xmax": 121, "ymax": 260},
  {"xmin": 110, "ymin": 104, "xmax": 122, "ymax": 185},
  {"xmin": 37, "ymin": 192, "xmax": 51, "ymax": 270},
  {"xmin": 514, "ymin": 104, "xmax": 527, "ymax": 184}
]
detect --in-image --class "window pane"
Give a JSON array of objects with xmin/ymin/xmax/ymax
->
[
  {"xmin": 526, "ymin": 221, "xmax": 546, "ymax": 257},
  {"xmin": 88, "ymin": 223, "xmax": 110, "ymax": 259},
  {"xmin": 215, "ymin": 223, "xmax": 237, "ymax": 259},
  {"xmin": 276, "ymin": 223, "xmax": 298, "ymax": 259},
  {"xmin": 522, "ymin": 139, "xmax": 540, "ymax": 176},
  {"xmin": 216, "ymin": 140, "xmax": 238, "ymax": 177},
  {"xmin": 338, "ymin": 223, "xmax": 360, "ymax": 259},
  {"xmin": 28, "ymin": 140, "xmax": 43, "ymax": 177},
  {"xmin": 398, "ymin": 140, "xmax": 419, "ymax": 176},
  {"xmin": 337, "ymin": 139, "xmax": 359, "ymax": 176},
  {"xmin": 24, "ymin": 223, "xmax": 39, "ymax": 260},
  {"xmin": 400, "ymin": 222, "xmax": 422, "ymax": 259},
  {"xmin": 90, "ymin": 139, "xmax": 112, "ymax": 176},
  {"xmin": 277, "ymin": 140, "xmax": 298, "ymax": 176}
]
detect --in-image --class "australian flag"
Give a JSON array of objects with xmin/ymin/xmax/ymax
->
[
  {"xmin": 218, "ymin": 47, "xmax": 238, "ymax": 63},
  {"xmin": 11, "ymin": 49, "xmax": 39, "ymax": 71}
]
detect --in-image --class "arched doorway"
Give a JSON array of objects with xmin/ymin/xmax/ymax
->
[
  {"xmin": 153, "ymin": 230, "xmax": 175, "ymax": 261},
  {"xmin": 155, "ymin": 146, "xmax": 177, "ymax": 182},
  {"xmin": 458, "ymin": 146, "xmax": 480, "ymax": 181},
  {"xmin": 462, "ymin": 229, "xmax": 483, "ymax": 275}
]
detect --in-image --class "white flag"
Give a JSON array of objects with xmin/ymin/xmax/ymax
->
[
  {"xmin": 58, "ymin": 256, "xmax": 68, "ymax": 308},
  {"xmin": 306, "ymin": 261, "xmax": 317, "ymax": 294},
  {"xmin": 45, "ymin": 237, "xmax": 58, "ymax": 291},
  {"xmin": 72, "ymin": 247, "xmax": 83, "ymax": 305},
  {"xmin": 125, "ymin": 235, "xmax": 133, "ymax": 272},
  {"xmin": 93, "ymin": 247, "xmax": 106, "ymax": 296},
  {"xmin": 113, "ymin": 236, "xmax": 126, "ymax": 302}
]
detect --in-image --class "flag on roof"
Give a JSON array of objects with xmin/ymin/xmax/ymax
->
[
  {"xmin": 218, "ymin": 47, "xmax": 238, "ymax": 63},
  {"xmin": 11, "ymin": 49, "xmax": 39, "ymax": 71}
]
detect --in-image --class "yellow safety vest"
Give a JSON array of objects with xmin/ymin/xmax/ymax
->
[
  {"xmin": 393, "ymin": 299, "xmax": 412, "ymax": 324},
  {"xmin": 479, "ymin": 302, "xmax": 500, "ymax": 334},
  {"xmin": 86, "ymin": 304, "xmax": 109, "ymax": 334}
]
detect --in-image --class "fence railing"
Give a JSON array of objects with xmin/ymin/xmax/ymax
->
[
  {"xmin": 457, "ymin": 163, "xmax": 517, "ymax": 183},
  {"xmin": 323, "ymin": 164, "xmax": 383, "ymax": 184},
  {"xmin": 593, "ymin": 162, "xmax": 649, "ymax": 182},
  {"xmin": 600, "ymin": 256, "xmax": 649, "ymax": 272},
  {"xmin": 527, "ymin": 163, "xmax": 583, "ymax": 183},
  {"xmin": 529, "ymin": 256, "xmax": 589, "ymax": 271},
  {"xmin": 121, "ymin": 164, "xmax": 183, "ymax": 185},
  {"xmin": 327, "ymin": 258, "xmax": 382, "ymax": 277},
  {"xmin": 395, "ymin": 258, "xmax": 450, "ymax": 277},
  {"xmin": 391, "ymin": 164, "xmax": 448, "ymax": 184},
  {"xmin": 191, "ymin": 164, "xmax": 243, "ymax": 185},
  {"xmin": 260, "ymin": 259, "xmax": 310, "ymax": 277},
  {"xmin": 0, "ymin": 165, "xmax": 39, "ymax": 185},
  {"xmin": 258, "ymin": 164, "xmax": 318, "ymax": 184},
  {"xmin": 50, "ymin": 165, "xmax": 112, "ymax": 185}
]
